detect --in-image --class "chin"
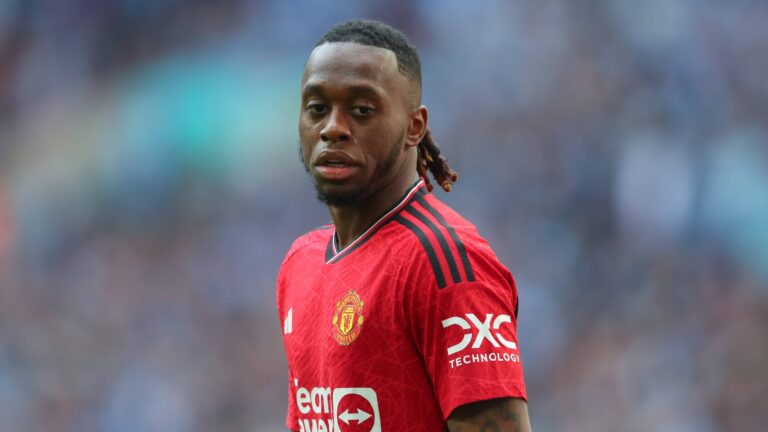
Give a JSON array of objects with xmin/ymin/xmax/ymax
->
[{"xmin": 315, "ymin": 183, "xmax": 369, "ymax": 207}]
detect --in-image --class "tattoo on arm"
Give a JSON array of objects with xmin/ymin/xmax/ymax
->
[{"xmin": 447, "ymin": 397, "xmax": 531, "ymax": 432}]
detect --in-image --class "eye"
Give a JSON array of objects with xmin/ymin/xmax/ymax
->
[
  {"xmin": 306, "ymin": 103, "xmax": 327, "ymax": 115},
  {"xmin": 351, "ymin": 106, "xmax": 374, "ymax": 116}
]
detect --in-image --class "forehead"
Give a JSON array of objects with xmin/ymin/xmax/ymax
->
[{"xmin": 302, "ymin": 42, "xmax": 404, "ymax": 94}]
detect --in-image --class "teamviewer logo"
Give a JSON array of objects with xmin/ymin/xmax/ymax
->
[{"xmin": 332, "ymin": 387, "xmax": 381, "ymax": 431}]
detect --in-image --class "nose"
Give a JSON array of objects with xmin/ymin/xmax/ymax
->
[{"xmin": 320, "ymin": 108, "xmax": 351, "ymax": 143}]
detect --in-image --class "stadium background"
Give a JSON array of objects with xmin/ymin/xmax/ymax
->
[{"xmin": 1, "ymin": 1, "xmax": 767, "ymax": 431}]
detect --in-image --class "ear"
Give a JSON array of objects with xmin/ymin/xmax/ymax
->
[{"xmin": 405, "ymin": 105, "xmax": 428, "ymax": 148}]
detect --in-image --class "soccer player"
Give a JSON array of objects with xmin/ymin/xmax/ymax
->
[{"xmin": 277, "ymin": 19, "xmax": 531, "ymax": 432}]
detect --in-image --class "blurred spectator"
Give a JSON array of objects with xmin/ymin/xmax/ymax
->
[{"xmin": 1, "ymin": 1, "xmax": 766, "ymax": 431}]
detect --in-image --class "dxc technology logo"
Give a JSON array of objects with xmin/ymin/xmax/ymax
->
[{"xmin": 441, "ymin": 313, "xmax": 520, "ymax": 369}]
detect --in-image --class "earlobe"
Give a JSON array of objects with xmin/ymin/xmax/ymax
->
[{"xmin": 406, "ymin": 105, "xmax": 428, "ymax": 148}]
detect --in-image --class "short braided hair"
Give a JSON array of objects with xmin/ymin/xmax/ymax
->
[
  {"xmin": 316, "ymin": 19, "xmax": 421, "ymax": 86},
  {"xmin": 316, "ymin": 19, "xmax": 458, "ymax": 193}
]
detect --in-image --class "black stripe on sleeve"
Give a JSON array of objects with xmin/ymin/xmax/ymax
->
[
  {"xmin": 415, "ymin": 194, "xmax": 475, "ymax": 281},
  {"xmin": 404, "ymin": 206, "xmax": 462, "ymax": 284},
  {"xmin": 394, "ymin": 215, "xmax": 447, "ymax": 289}
]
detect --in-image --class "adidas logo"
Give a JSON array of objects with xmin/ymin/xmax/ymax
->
[{"xmin": 284, "ymin": 307, "xmax": 293, "ymax": 334}]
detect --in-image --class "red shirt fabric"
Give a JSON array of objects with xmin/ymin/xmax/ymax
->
[{"xmin": 277, "ymin": 180, "xmax": 526, "ymax": 432}]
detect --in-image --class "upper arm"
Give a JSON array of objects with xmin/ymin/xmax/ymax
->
[
  {"xmin": 405, "ymin": 278, "xmax": 527, "ymax": 418},
  {"xmin": 447, "ymin": 397, "xmax": 532, "ymax": 432},
  {"xmin": 401, "ymin": 225, "xmax": 528, "ymax": 423}
]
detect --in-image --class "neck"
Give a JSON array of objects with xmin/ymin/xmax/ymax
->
[{"xmin": 329, "ymin": 172, "xmax": 420, "ymax": 249}]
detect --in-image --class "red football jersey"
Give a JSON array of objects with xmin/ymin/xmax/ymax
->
[{"xmin": 276, "ymin": 180, "xmax": 526, "ymax": 432}]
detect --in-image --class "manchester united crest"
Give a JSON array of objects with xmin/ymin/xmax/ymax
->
[{"xmin": 332, "ymin": 291, "xmax": 364, "ymax": 346}]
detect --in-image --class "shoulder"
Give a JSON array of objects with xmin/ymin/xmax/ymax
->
[
  {"xmin": 392, "ymin": 193, "xmax": 513, "ymax": 290},
  {"xmin": 280, "ymin": 224, "xmax": 334, "ymax": 267}
]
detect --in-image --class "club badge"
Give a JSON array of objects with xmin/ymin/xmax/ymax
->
[{"xmin": 332, "ymin": 291, "xmax": 364, "ymax": 346}]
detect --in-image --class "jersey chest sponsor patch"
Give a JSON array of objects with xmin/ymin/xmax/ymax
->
[
  {"xmin": 332, "ymin": 290, "xmax": 365, "ymax": 346},
  {"xmin": 294, "ymin": 379, "xmax": 381, "ymax": 432}
]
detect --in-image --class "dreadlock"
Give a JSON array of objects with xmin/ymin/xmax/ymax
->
[
  {"xmin": 317, "ymin": 19, "xmax": 459, "ymax": 193},
  {"xmin": 417, "ymin": 129, "xmax": 458, "ymax": 192}
]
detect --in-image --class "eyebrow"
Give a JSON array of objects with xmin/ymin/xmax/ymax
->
[{"xmin": 302, "ymin": 83, "xmax": 383, "ymax": 99}]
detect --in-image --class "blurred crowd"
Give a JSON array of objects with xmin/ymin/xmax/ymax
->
[{"xmin": 1, "ymin": 0, "xmax": 767, "ymax": 431}]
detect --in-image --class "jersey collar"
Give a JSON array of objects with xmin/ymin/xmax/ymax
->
[{"xmin": 325, "ymin": 179, "xmax": 427, "ymax": 264}]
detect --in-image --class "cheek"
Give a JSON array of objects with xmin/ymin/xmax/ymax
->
[
  {"xmin": 298, "ymin": 119, "xmax": 312, "ymax": 140},
  {"xmin": 298, "ymin": 122, "xmax": 316, "ymax": 155},
  {"xmin": 299, "ymin": 143, "xmax": 310, "ymax": 163}
]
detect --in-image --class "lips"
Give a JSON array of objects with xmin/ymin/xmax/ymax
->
[
  {"xmin": 315, "ymin": 150, "xmax": 358, "ymax": 166},
  {"xmin": 314, "ymin": 150, "xmax": 361, "ymax": 181}
]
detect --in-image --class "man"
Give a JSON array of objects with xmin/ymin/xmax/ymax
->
[{"xmin": 277, "ymin": 19, "xmax": 531, "ymax": 431}]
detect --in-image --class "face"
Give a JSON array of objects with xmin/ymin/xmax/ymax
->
[{"xmin": 299, "ymin": 42, "xmax": 424, "ymax": 207}]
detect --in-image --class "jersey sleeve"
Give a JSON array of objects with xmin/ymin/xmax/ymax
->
[{"xmin": 405, "ymin": 253, "xmax": 527, "ymax": 420}]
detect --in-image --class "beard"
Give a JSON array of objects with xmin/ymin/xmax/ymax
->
[{"xmin": 299, "ymin": 132, "xmax": 404, "ymax": 208}]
